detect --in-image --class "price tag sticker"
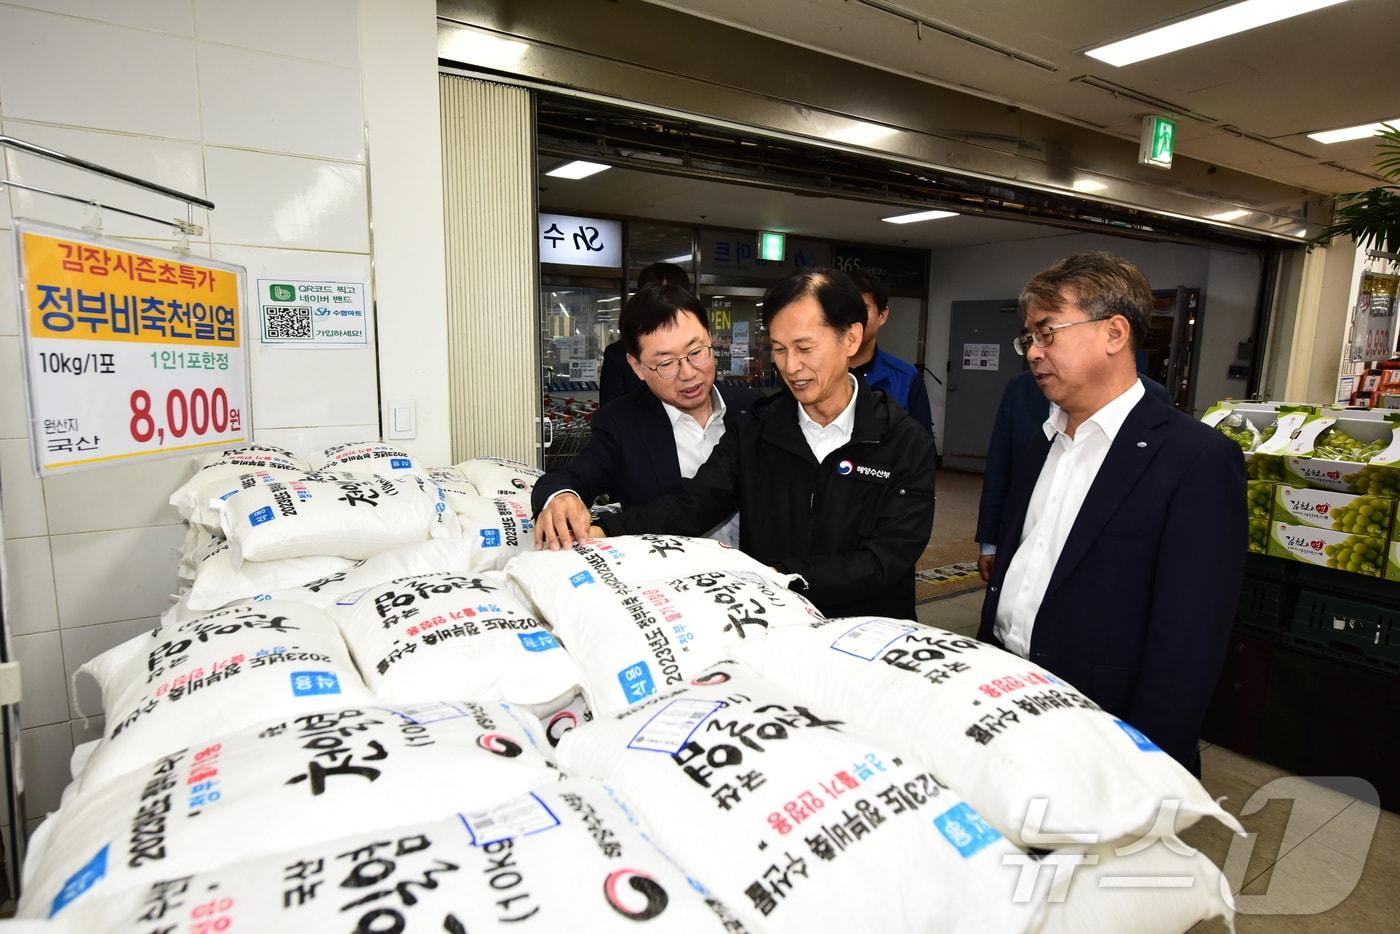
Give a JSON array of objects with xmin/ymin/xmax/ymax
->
[{"xmin": 14, "ymin": 222, "xmax": 250, "ymax": 476}]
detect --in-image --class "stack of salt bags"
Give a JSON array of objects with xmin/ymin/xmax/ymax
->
[
  {"xmin": 41, "ymin": 779, "xmax": 750, "ymax": 932},
  {"xmin": 506, "ymin": 535, "xmax": 824, "ymax": 715},
  {"xmin": 456, "ymin": 455, "xmax": 543, "ymax": 501},
  {"xmin": 733, "ymin": 617, "xmax": 1242, "ymax": 932},
  {"xmin": 558, "ymin": 658, "xmax": 1045, "ymax": 933}
]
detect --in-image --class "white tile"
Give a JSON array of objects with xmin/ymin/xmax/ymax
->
[
  {"xmin": 256, "ymin": 424, "xmax": 381, "ymax": 463},
  {"xmin": 195, "ymin": 0, "xmax": 360, "ymax": 66},
  {"xmin": 0, "ymin": 7, "xmax": 200, "ymax": 140},
  {"xmin": 50, "ymin": 524, "xmax": 185, "ymax": 628},
  {"xmin": 2, "ymin": 438, "xmax": 48, "ymax": 537},
  {"xmin": 70, "ymin": 715, "xmax": 105, "ymax": 748},
  {"xmin": 0, "ymin": 336, "xmax": 34, "ymax": 440},
  {"xmin": 205, "ymin": 148, "xmax": 369, "ymax": 252},
  {"xmin": 2, "ymin": 123, "xmax": 209, "ymax": 242},
  {"xmin": 3, "ymin": 537, "xmax": 58, "ymax": 635},
  {"xmin": 61, "ymin": 617, "xmax": 157, "ymax": 719},
  {"xmin": 43, "ymin": 452, "xmax": 192, "ymax": 534},
  {"xmin": 19, "ymin": 722, "xmax": 75, "ymax": 820},
  {"xmin": 198, "ymin": 43, "xmax": 364, "ymax": 162},
  {"xmin": 13, "ymin": 631, "xmax": 67, "ymax": 728},
  {"xmin": 0, "ymin": 242, "xmax": 17, "ymax": 335},
  {"xmin": 2, "ymin": 0, "xmax": 194, "ymax": 35}
]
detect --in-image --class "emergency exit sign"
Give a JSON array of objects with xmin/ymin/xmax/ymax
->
[
  {"xmin": 1139, "ymin": 115, "xmax": 1175, "ymax": 169},
  {"xmin": 758, "ymin": 231, "xmax": 786, "ymax": 262}
]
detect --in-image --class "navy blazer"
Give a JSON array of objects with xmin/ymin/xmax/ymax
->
[
  {"xmin": 975, "ymin": 371, "xmax": 1173, "ymax": 544},
  {"xmin": 599, "ymin": 340, "xmax": 644, "ymax": 406},
  {"xmin": 531, "ymin": 382, "xmax": 763, "ymax": 514},
  {"xmin": 977, "ymin": 393, "xmax": 1246, "ymax": 772}
]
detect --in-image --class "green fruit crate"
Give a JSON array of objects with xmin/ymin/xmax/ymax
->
[{"xmin": 1283, "ymin": 588, "xmax": 1400, "ymax": 674}]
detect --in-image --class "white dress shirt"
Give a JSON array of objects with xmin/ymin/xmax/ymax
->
[
  {"xmin": 661, "ymin": 388, "xmax": 740, "ymax": 546},
  {"xmin": 994, "ymin": 379, "xmax": 1145, "ymax": 657},
  {"xmin": 798, "ymin": 374, "xmax": 859, "ymax": 463}
]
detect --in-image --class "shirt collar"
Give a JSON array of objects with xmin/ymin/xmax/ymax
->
[
  {"xmin": 797, "ymin": 373, "xmax": 859, "ymax": 435},
  {"xmin": 661, "ymin": 385, "xmax": 725, "ymax": 430},
  {"xmin": 1042, "ymin": 378, "xmax": 1145, "ymax": 442}
]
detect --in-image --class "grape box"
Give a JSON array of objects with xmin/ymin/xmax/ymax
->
[
  {"xmin": 1267, "ymin": 522, "xmax": 1387, "ymax": 578},
  {"xmin": 1388, "ymin": 540, "xmax": 1400, "ymax": 583},
  {"xmin": 1271, "ymin": 485, "xmax": 1395, "ymax": 536},
  {"xmin": 1278, "ymin": 412, "xmax": 1400, "ymax": 495}
]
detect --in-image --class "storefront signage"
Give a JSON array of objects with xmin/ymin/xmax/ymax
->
[
  {"xmin": 699, "ymin": 229, "xmax": 830, "ymax": 279},
  {"xmin": 1350, "ymin": 272, "xmax": 1398, "ymax": 362},
  {"xmin": 257, "ymin": 278, "xmax": 367, "ymax": 346},
  {"xmin": 15, "ymin": 221, "xmax": 249, "ymax": 476},
  {"xmin": 832, "ymin": 243, "xmax": 929, "ymax": 292},
  {"xmin": 539, "ymin": 212, "xmax": 622, "ymax": 268}
]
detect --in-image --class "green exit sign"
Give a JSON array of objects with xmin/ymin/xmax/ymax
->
[
  {"xmin": 1139, "ymin": 115, "xmax": 1175, "ymax": 169},
  {"xmin": 758, "ymin": 231, "xmax": 786, "ymax": 262}
]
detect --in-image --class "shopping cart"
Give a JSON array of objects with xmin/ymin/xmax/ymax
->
[{"xmin": 542, "ymin": 395, "xmax": 598, "ymax": 471}]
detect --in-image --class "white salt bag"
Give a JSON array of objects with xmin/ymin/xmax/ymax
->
[
  {"xmin": 314, "ymin": 440, "xmax": 418, "ymax": 476},
  {"xmin": 558, "ymin": 660, "xmax": 1043, "ymax": 934},
  {"xmin": 407, "ymin": 465, "xmax": 480, "ymax": 512},
  {"xmin": 185, "ymin": 539, "xmax": 354, "ymax": 611},
  {"xmin": 23, "ymin": 701, "xmax": 560, "ymax": 921},
  {"xmin": 251, "ymin": 539, "xmax": 480, "ymax": 609},
  {"xmin": 513, "ymin": 560, "xmax": 822, "ymax": 716},
  {"xmin": 75, "ymin": 601, "xmax": 373, "ymax": 788},
  {"xmin": 333, "ymin": 571, "xmax": 582, "ymax": 706},
  {"xmin": 218, "ymin": 473, "xmax": 458, "ymax": 563},
  {"xmin": 456, "ymin": 455, "xmax": 542, "ymax": 500},
  {"xmin": 453, "ymin": 494, "xmax": 537, "ymax": 571},
  {"xmin": 508, "ymin": 534, "xmax": 781, "ymax": 590},
  {"xmin": 169, "ymin": 444, "xmax": 309, "ymax": 516},
  {"xmin": 47, "ymin": 779, "xmax": 749, "ymax": 932},
  {"xmin": 736, "ymin": 618, "xmax": 1244, "ymax": 848}
]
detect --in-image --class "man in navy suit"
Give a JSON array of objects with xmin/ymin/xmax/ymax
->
[
  {"xmin": 533, "ymin": 285, "xmax": 761, "ymax": 549},
  {"xmin": 977, "ymin": 252, "xmax": 1245, "ymax": 775}
]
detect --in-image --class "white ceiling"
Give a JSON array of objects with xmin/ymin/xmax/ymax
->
[
  {"xmin": 641, "ymin": 0, "xmax": 1400, "ymax": 194},
  {"xmin": 539, "ymin": 164, "xmax": 1081, "ymax": 249}
]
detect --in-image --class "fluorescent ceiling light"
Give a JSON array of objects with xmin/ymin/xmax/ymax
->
[
  {"xmin": 882, "ymin": 209, "xmax": 958, "ymax": 224},
  {"xmin": 658, "ymin": 253, "xmax": 693, "ymax": 264},
  {"xmin": 1072, "ymin": 179, "xmax": 1108, "ymax": 193},
  {"xmin": 1308, "ymin": 119, "xmax": 1400, "ymax": 144},
  {"xmin": 546, "ymin": 160, "xmax": 610, "ymax": 180},
  {"xmin": 831, "ymin": 121, "xmax": 898, "ymax": 146},
  {"xmin": 1085, "ymin": 0, "xmax": 1348, "ymax": 67},
  {"xmin": 1210, "ymin": 209, "xmax": 1251, "ymax": 221},
  {"xmin": 441, "ymin": 30, "xmax": 528, "ymax": 69}
]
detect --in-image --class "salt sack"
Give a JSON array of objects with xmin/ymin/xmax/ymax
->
[
  {"xmin": 456, "ymin": 455, "xmax": 542, "ymax": 500},
  {"xmin": 314, "ymin": 440, "xmax": 418, "ymax": 475},
  {"xmin": 49, "ymin": 779, "xmax": 750, "ymax": 933},
  {"xmin": 1035, "ymin": 843, "xmax": 1234, "ymax": 934},
  {"xmin": 407, "ymin": 465, "xmax": 481, "ymax": 511},
  {"xmin": 75, "ymin": 601, "xmax": 373, "ymax": 788},
  {"xmin": 512, "ymin": 548, "xmax": 822, "ymax": 716},
  {"xmin": 218, "ymin": 473, "xmax": 458, "ymax": 562},
  {"xmin": 333, "ymin": 571, "xmax": 581, "ymax": 705},
  {"xmin": 453, "ymin": 494, "xmax": 537, "ymax": 571},
  {"xmin": 174, "ymin": 525, "xmax": 222, "ymax": 582},
  {"xmin": 558, "ymin": 660, "xmax": 1043, "ymax": 934},
  {"xmin": 24, "ymin": 702, "xmax": 560, "ymax": 920},
  {"xmin": 736, "ymin": 618, "xmax": 1243, "ymax": 847},
  {"xmin": 184, "ymin": 469, "xmax": 361, "ymax": 530},
  {"xmin": 247, "ymin": 539, "xmax": 479, "ymax": 609},
  {"xmin": 168, "ymin": 444, "xmax": 309, "ymax": 520},
  {"xmin": 184, "ymin": 539, "xmax": 354, "ymax": 611}
]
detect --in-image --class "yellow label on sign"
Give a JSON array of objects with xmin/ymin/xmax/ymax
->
[
  {"xmin": 23, "ymin": 231, "xmax": 242, "ymax": 347},
  {"xmin": 711, "ymin": 308, "xmax": 732, "ymax": 331}
]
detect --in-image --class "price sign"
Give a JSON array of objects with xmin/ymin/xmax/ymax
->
[{"xmin": 15, "ymin": 222, "xmax": 251, "ymax": 476}]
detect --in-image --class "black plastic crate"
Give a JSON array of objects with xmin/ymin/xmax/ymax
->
[
  {"xmin": 1283, "ymin": 588, "xmax": 1400, "ymax": 674},
  {"xmin": 1234, "ymin": 574, "xmax": 1288, "ymax": 641}
]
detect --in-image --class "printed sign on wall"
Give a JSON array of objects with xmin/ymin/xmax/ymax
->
[
  {"xmin": 961, "ymin": 342, "xmax": 1000, "ymax": 371},
  {"xmin": 15, "ymin": 221, "xmax": 249, "ymax": 476},
  {"xmin": 257, "ymin": 278, "xmax": 368, "ymax": 346},
  {"xmin": 538, "ymin": 213, "xmax": 623, "ymax": 268}
]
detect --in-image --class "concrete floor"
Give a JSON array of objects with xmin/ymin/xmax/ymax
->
[{"xmin": 920, "ymin": 472, "xmax": 1400, "ymax": 931}]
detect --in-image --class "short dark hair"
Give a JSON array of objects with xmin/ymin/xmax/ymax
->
[
  {"xmin": 761, "ymin": 268, "xmax": 867, "ymax": 334},
  {"xmin": 636, "ymin": 261, "xmax": 692, "ymax": 293},
  {"xmin": 620, "ymin": 284, "xmax": 709, "ymax": 359},
  {"xmin": 849, "ymin": 269, "xmax": 889, "ymax": 312},
  {"xmin": 1019, "ymin": 252, "xmax": 1152, "ymax": 349}
]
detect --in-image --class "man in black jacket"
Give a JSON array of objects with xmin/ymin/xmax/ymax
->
[
  {"xmin": 594, "ymin": 269, "xmax": 936, "ymax": 620},
  {"xmin": 533, "ymin": 286, "xmax": 761, "ymax": 548}
]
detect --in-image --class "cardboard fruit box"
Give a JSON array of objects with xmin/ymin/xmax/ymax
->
[
  {"xmin": 1268, "ymin": 522, "xmax": 1387, "ymax": 578},
  {"xmin": 1277, "ymin": 411, "xmax": 1400, "ymax": 495},
  {"xmin": 1271, "ymin": 485, "xmax": 1396, "ymax": 536}
]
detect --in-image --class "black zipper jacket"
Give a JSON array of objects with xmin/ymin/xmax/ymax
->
[{"xmin": 597, "ymin": 378, "xmax": 936, "ymax": 619}]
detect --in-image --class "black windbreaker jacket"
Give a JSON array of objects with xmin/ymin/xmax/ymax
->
[{"xmin": 597, "ymin": 378, "xmax": 936, "ymax": 619}]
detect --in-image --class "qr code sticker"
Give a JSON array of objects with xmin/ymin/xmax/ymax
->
[{"xmin": 264, "ymin": 305, "xmax": 312, "ymax": 340}]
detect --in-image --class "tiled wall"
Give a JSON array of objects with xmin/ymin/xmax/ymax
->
[{"xmin": 0, "ymin": 0, "xmax": 403, "ymax": 844}]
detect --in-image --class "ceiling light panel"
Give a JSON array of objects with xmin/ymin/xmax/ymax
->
[
  {"xmin": 1085, "ymin": 0, "xmax": 1349, "ymax": 67},
  {"xmin": 881, "ymin": 209, "xmax": 958, "ymax": 224},
  {"xmin": 546, "ymin": 160, "xmax": 611, "ymax": 179},
  {"xmin": 1308, "ymin": 119, "xmax": 1400, "ymax": 144}
]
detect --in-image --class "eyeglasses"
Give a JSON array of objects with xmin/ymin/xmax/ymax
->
[
  {"xmin": 640, "ymin": 344, "xmax": 716, "ymax": 379},
  {"xmin": 1012, "ymin": 318, "xmax": 1103, "ymax": 356}
]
